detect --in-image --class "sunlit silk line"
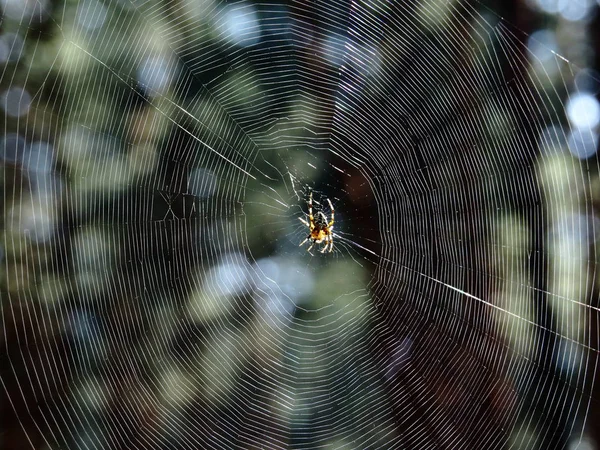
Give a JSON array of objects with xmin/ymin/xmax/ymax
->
[
  {"xmin": 69, "ymin": 42, "xmax": 257, "ymax": 180},
  {"xmin": 334, "ymin": 233, "xmax": 380, "ymax": 258},
  {"xmin": 337, "ymin": 233, "xmax": 597, "ymax": 352},
  {"xmin": 414, "ymin": 270, "xmax": 597, "ymax": 353}
]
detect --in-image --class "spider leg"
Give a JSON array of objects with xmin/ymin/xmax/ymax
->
[
  {"xmin": 320, "ymin": 238, "xmax": 328, "ymax": 253},
  {"xmin": 329, "ymin": 235, "xmax": 334, "ymax": 253},
  {"xmin": 306, "ymin": 242, "xmax": 315, "ymax": 254},
  {"xmin": 320, "ymin": 235, "xmax": 331, "ymax": 253},
  {"xmin": 308, "ymin": 191, "xmax": 314, "ymax": 228},
  {"xmin": 299, "ymin": 236, "xmax": 310, "ymax": 247},
  {"xmin": 298, "ymin": 217, "xmax": 310, "ymax": 227},
  {"xmin": 327, "ymin": 199, "xmax": 334, "ymax": 227}
]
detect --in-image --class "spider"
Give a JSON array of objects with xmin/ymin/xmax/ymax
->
[{"xmin": 298, "ymin": 191, "xmax": 334, "ymax": 253}]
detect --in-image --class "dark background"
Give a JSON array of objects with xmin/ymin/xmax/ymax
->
[{"xmin": 2, "ymin": 0, "xmax": 600, "ymax": 448}]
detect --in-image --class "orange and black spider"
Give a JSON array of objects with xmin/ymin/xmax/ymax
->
[{"xmin": 298, "ymin": 191, "xmax": 334, "ymax": 253}]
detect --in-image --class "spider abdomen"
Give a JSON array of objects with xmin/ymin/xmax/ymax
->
[{"xmin": 311, "ymin": 229, "xmax": 330, "ymax": 242}]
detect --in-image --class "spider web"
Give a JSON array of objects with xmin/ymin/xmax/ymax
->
[{"xmin": 2, "ymin": 0, "xmax": 599, "ymax": 448}]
